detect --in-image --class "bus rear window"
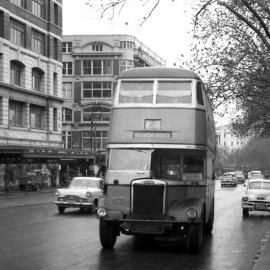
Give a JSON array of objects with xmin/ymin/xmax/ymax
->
[
  {"xmin": 157, "ymin": 81, "xmax": 192, "ymax": 104},
  {"xmin": 119, "ymin": 81, "xmax": 154, "ymax": 104}
]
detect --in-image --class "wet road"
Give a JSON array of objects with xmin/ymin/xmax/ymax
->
[{"xmin": 0, "ymin": 182, "xmax": 270, "ymax": 270}]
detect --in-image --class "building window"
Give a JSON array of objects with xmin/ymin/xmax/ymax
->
[
  {"xmin": 119, "ymin": 60, "xmax": 133, "ymax": 73},
  {"xmin": 62, "ymin": 42, "xmax": 72, "ymax": 53},
  {"xmin": 10, "ymin": 0, "xmax": 25, "ymax": 8},
  {"xmin": 83, "ymin": 81, "xmax": 112, "ymax": 99},
  {"xmin": 82, "ymin": 107, "xmax": 111, "ymax": 122},
  {"xmin": 10, "ymin": 61, "xmax": 24, "ymax": 86},
  {"xmin": 63, "ymin": 62, "xmax": 72, "ymax": 75},
  {"xmin": 62, "ymin": 131, "xmax": 72, "ymax": 149},
  {"xmin": 82, "ymin": 60, "xmax": 112, "ymax": 75},
  {"xmin": 30, "ymin": 105, "xmax": 45, "ymax": 130},
  {"xmin": 120, "ymin": 41, "xmax": 135, "ymax": 49},
  {"xmin": 10, "ymin": 19, "xmax": 25, "ymax": 47},
  {"xmin": 92, "ymin": 43, "xmax": 103, "ymax": 51},
  {"xmin": 62, "ymin": 82, "xmax": 72, "ymax": 99},
  {"xmin": 32, "ymin": 68, "xmax": 43, "ymax": 91},
  {"xmin": 32, "ymin": 0, "xmax": 45, "ymax": 18},
  {"xmin": 96, "ymin": 131, "xmax": 108, "ymax": 150},
  {"xmin": 53, "ymin": 108, "xmax": 57, "ymax": 131},
  {"xmin": 9, "ymin": 100, "xmax": 23, "ymax": 127},
  {"xmin": 54, "ymin": 38, "xmax": 58, "ymax": 59},
  {"xmin": 62, "ymin": 108, "xmax": 72, "ymax": 122},
  {"xmin": 54, "ymin": 3, "xmax": 58, "ymax": 25},
  {"xmin": 32, "ymin": 29, "xmax": 45, "ymax": 55},
  {"xmin": 53, "ymin": 72, "xmax": 57, "ymax": 96},
  {"xmin": 82, "ymin": 131, "xmax": 92, "ymax": 149}
]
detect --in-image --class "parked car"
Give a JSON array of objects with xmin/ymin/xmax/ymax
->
[
  {"xmin": 19, "ymin": 171, "xmax": 43, "ymax": 191},
  {"xmin": 221, "ymin": 173, "xmax": 237, "ymax": 187},
  {"xmin": 241, "ymin": 179, "xmax": 270, "ymax": 217},
  {"xmin": 54, "ymin": 177, "xmax": 104, "ymax": 214}
]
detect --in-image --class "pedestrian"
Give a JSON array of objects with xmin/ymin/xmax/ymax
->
[{"xmin": 4, "ymin": 168, "xmax": 9, "ymax": 195}]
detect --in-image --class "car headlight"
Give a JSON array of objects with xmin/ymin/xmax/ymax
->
[
  {"xmin": 97, "ymin": 207, "xmax": 107, "ymax": 217},
  {"xmin": 186, "ymin": 208, "xmax": 197, "ymax": 220},
  {"xmin": 55, "ymin": 190, "xmax": 60, "ymax": 196},
  {"xmin": 242, "ymin": 196, "xmax": 249, "ymax": 202},
  {"xmin": 86, "ymin": 191, "xmax": 92, "ymax": 198}
]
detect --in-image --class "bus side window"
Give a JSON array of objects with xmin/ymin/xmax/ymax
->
[{"xmin": 196, "ymin": 82, "xmax": 204, "ymax": 106}]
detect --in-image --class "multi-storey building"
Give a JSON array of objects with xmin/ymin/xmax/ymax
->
[
  {"xmin": 216, "ymin": 125, "xmax": 249, "ymax": 152},
  {"xmin": 0, "ymin": 0, "xmax": 63, "ymax": 187},
  {"xmin": 62, "ymin": 34, "xmax": 166, "ymax": 175}
]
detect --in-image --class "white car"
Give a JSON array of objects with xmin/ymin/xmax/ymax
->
[
  {"xmin": 241, "ymin": 179, "xmax": 270, "ymax": 217},
  {"xmin": 54, "ymin": 177, "xmax": 104, "ymax": 214}
]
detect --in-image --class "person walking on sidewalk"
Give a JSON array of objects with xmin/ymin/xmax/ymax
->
[{"xmin": 4, "ymin": 167, "xmax": 10, "ymax": 195}]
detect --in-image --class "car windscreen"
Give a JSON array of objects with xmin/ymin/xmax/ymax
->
[
  {"xmin": 249, "ymin": 181, "xmax": 263, "ymax": 189},
  {"xmin": 69, "ymin": 179, "xmax": 98, "ymax": 188}
]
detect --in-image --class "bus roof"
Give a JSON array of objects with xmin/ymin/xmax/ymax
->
[{"xmin": 119, "ymin": 67, "xmax": 201, "ymax": 80}]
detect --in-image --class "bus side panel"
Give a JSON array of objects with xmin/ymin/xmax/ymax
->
[{"xmin": 108, "ymin": 108, "xmax": 207, "ymax": 146}]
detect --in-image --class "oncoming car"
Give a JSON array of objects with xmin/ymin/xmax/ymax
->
[
  {"xmin": 241, "ymin": 179, "xmax": 270, "ymax": 217},
  {"xmin": 54, "ymin": 177, "xmax": 104, "ymax": 214},
  {"xmin": 221, "ymin": 173, "xmax": 237, "ymax": 187}
]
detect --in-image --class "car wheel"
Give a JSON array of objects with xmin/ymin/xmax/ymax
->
[
  {"xmin": 242, "ymin": 209, "xmax": 249, "ymax": 217},
  {"xmin": 186, "ymin": 223, "xmax": 203, "ymax": 253},
  {"xmin": 58, "ymin": 206, "xmax": 65, "ymax": 214},
  {"xmin": 99, "ymin": 219, "xmax": 117, "ymax": 249}
]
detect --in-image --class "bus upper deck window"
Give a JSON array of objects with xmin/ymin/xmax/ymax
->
[
  {"xmin": 157, "ymin": 81, "xmax": 192, "ymax": 104},
  {"xmin": 196, "ymin": 82, "xmax": 204, "ymax": 106},
  {"xmin": 119, "ymin": 81, "xmax": 154, "ymax": 104}
]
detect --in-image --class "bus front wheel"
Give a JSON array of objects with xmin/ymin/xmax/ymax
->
[
  {"xmin": 99, "ymin": 219, "xmax": 117, "ymax": 249},
  {"xmin": 186, "ymin": 223, "xmax": 203, "ymax": 253}
]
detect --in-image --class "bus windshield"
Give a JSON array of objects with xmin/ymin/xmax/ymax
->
[
  {"xmin": 118, "ymin": 80, "xmax": 192, "ymax": 105},
  {"xmin": 109, "ymin": 149, "xmax": 153, "ymax": 170},
  {"xmin": 119, "ymin": 81, "xmax": 154, "ymax": 104},
  {"xmin": 157, "ymin": 81, "xmax": 192, "ymax": 104}
]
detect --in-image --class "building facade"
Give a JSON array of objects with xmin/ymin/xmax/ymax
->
[
  {"xmin": 216, "ymin": 125, "xmax": 249, "ymax": 152},
  {"xmin": 62, "ymin": 34, "xmax": 166, "ymax": 173},
  {"xmin": 0, "ymin": 0, "xmax": 63, "ymax": 187}
]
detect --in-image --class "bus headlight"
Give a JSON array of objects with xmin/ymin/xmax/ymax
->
[
  {"xmin": 242, "ymin": 196, "xmax": 249, "ymax": 202},
  {"xmin": 55, "ymin": 190, "xmax": 60, "ymax": 196},
  {"xmin": 97, "ymin": 207, "xmax": 107, "ymax": 217},
  {"xmin": 186, "ymin": 208, "xmax": 197, "ymax": 220}
]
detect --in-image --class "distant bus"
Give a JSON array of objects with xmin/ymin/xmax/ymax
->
[{"xmin": 97, "ymin": 67, "xmax": 216, "ymax": 253}]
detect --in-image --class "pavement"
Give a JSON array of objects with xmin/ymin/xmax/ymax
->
[{"xmin": 0, "ymin": 186, "xmax": 56, "ymax": 197}]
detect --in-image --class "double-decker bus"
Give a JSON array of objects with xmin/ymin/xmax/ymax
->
[{"xmin": 97, "ymin": 67, "xmax": 216, "ymax": 253}]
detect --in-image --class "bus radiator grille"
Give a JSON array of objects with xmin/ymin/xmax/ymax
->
[{"xmin": 132, "ymin": 184, "xmax": 164, "ymax": 217}]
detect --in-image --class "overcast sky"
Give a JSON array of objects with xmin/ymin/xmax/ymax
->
[{"xmin": 62, "ymin": 0, "xmax": 194, "ymax": 67}]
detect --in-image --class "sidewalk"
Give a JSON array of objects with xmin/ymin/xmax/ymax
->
[{"xmin": 0, "ymin": 186, "xmax": 56, "ymax": 197}]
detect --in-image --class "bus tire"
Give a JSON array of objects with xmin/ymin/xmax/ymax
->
[
  {"xmin": 99, "ymin": 219, "xmax": 117, "ymax": 249},
  {"xmin": 204, "ymin": 200, "xmax": 214, "ymax": 235},
  {"xmin": 186, "ymin": 223, "xmax": 203, "ymax": 253}
]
